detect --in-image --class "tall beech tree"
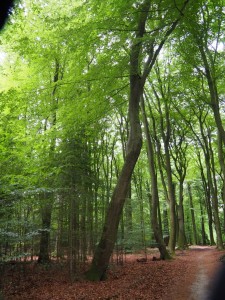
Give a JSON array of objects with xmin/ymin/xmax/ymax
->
[{"xmin": 86, "ymin": 0, "xmax": 191, "ymax": 280}]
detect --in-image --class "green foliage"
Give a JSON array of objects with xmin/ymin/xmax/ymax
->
[{"xmin": 0, "ymin": 0, "xmax": 225, "ymax": 265}]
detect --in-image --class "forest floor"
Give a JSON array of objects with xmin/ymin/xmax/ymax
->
[{"xmin": 1, "ymin": 246, "xmax": 225, "ymax": 300}]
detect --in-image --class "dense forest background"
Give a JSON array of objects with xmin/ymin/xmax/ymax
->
[{"xmin": 1, "ymin": 0, "xmax": 225, "ymax": 281}]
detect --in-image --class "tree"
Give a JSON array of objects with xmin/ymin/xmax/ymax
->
[
  {"xmin": 86, "ymin": 0, "xmax": 191, "ymax": 280},
  {"xmin": 141, "ymin": 95, "xmax": 171, "ymax": 259}
]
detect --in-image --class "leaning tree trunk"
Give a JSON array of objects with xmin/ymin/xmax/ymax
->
[
  {"xmin": 85, "ymin": 0, "xmax": 190, "ymax": 281},
  {"xmin": 85, "ymin": 1, "xmax": 150, "ymax": 281},
  {"xmin": 85, "ymin": 113, "xmax": 142, "ymax": 280}
]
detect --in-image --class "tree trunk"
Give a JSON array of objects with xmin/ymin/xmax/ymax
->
[
  {"xmin": 208, "ymin": 131, "xmax": 224, "ymax": 249},
  {"xmin": 151, "ymin": 84, "xmax": 177, "ymax": 254},
  {"xmin": 204, "ymin": 142, "xmax": 223, "ymax": 249},
  {"xmin": 38, "ymin": 197, "xmax": 52, "ymax": 264},
  {"xmin": 217, "ymin": 131, "xmax": 225, "ymax": 234},
  {"xmin": 38, "ymin": 59, "xmax": 61, "ymax": 263},
  {"xmin": 85, "ymin": 1, "xmax": 151, "ymax": 280},
  {"xmin": 199, "ymin": 197, "xmax": 207, "ymax": 245},
  {"xmin": 85, "ymin": 0, "xmax": 190, "ymax": 280},
  {"xmin": 198, "ymin": 152, "xmax": 215, "ymax": 245},
  {"xmin": 187, "ymin": 183, "xmax": 198, "ymax": 245},
  {"xmin": 177, "ymin": 203, "xmax": 186, "ymax": 249},
  {"xmin": 198, "ymin": 43, "xmax": 225, "ymax": 146},
  {"xmin": 168, "ymin": 182, "xmax": 176, "ymax": 253},
  {"xmin": 85, "ymin": 136, "xmax": 142, "ymax": 280},
  {"xmin": 141, "ymin": 96, "xmax": 170, "ymax": 259}
]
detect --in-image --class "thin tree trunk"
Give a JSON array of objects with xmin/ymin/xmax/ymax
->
[
  {"xmin": 208, "ymin": 131, "xmax": 223, "ymax": 249},
  {"xmin": 177, "ymin": 204, "xmax": 186, "ymax": 249},
  {"xmin": 38, "ymin": 59, "xmax": 61, "ymax": 263},
  {"xmin": 177, "ymin": 178, "xmax": 187, "ymax": 249},
  {"xmin": 199, "ymin": 122, "xmax": 223, "ymax": 249},
  {"xmin": 199, "ymin": 197, "xmax": 207, "ymax": 245},
  {"xmin": 198, "ymin": 152, "xmax": 215, "ymax": 245},
  {"xmin": 217, "ymin": 131, "xmax": 225, "ymax": 234},
  {"xmin": 151, "ymin": 83, "xmax": 177, "ymax": 254},
  {"xmin": 141, "ymin": 96, "xmax": 170, "ymax": 259},
  {"xmin": 187, "ymin": 183, "xmax": 198, "ymax": 245},
  {"xmin": 38, "ymin": 195, "xmax": 53, "ymax": 264}
]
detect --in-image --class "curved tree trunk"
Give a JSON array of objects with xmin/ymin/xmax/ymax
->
[
  {"xmin": 85, "ymin": 0, "xmax": 190, "ymax": 281},
  {"xmin": 85, "ymin": 0, "xmax": 150, "ymax": 281}
]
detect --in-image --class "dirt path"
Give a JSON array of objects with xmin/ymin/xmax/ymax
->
[{"xmin": 165, "ymin": 246, "xmax": 223, "ymax": 300}]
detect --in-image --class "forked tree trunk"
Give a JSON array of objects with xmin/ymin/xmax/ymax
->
[
  {"xmin": 85, "ymin": 1, "xmax": 150, "ymax": 281},
  {"xmin": 85, "ymin": 0, "xmax": 190, "ymax": 281}
]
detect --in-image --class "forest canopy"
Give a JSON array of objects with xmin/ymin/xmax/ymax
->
[{"xmin": 1, "ymin": 0, "xmax": 225, "ymax": 281}]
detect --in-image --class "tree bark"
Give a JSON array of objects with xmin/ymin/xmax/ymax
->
[
  {"xmin": 197, "ymin": 151, "xmax": 215, "ymax": 245},
  {"xmin": 199, "ymin": 121, "xmax": 223, "ymax": 249},
  {"xmin": 85, "ymin": 0, "xmax": 190, "ymax": 280},
  {"xmin": 154, "ymin": 86, "xmax": 176, "ymax": 254},
  {"xmin": 217, "ymin": 131, "xmax": 225, "ymax": 234},
  {"xmin": 85, "ymin": 1, "xmax": 150, "ymax": 281},
  {"xmin": 198, "ymin": 43, "xmax": 225, "ymax": 146},
  {"xmin": 38, "ymin": 59, "xmax": 61, "ymax": 263},
  {"xmin": 141, "ymin": 96, "xmax": 170, "ymax": 259},
  {"xmin": 38, "ymin": 196, "xmax": 52, "ymax": 263},
  {"xmin": 176, "ymin": 177, "xmax": 187, "ymax": 249},
  {"xmin": 171, "ymin": 132, "xmax": 188, "ymax": 250},
  {"xmin": 187, "ymin": 183, "xmax": 198, "ymax": 245}
]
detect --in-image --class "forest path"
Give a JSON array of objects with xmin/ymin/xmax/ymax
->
[
  {"xmin": 3, "ymin": 246, "xmax": 224, "ymax": 299},
  {"xmin": 165, "ymin": 246, "xmax": 222, "ymax": 300}
]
